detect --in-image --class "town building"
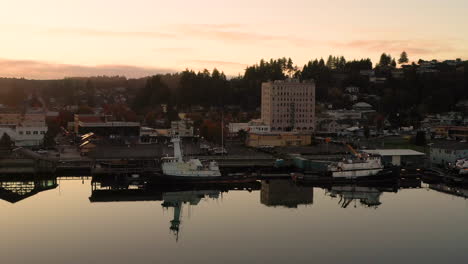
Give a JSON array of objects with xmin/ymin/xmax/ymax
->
[
  {"xmin": 431, "ymin": 126, "xmax": 468, "ymax": 139},
  {"xmin": 170, "ymin": 119, "xmax": 194, "ymax": 137},
  {"xmin": 261, "ymin": 79, "xmax": 315, "ymax": 132},
  {"xmin": 352, "ymin": 102, "xmax": 374, "ymax": 111},
  {"xmin": 0, "ymin": 110, "xmax": 48, "ymax": 147},
  {"xmin": 430, "ymin": 141, "xmax": 468, "ymax": 165},
  {"xmin": 139, "ymin": 127, "xmax": 170, "ymax": 144},
  {"xmin": 362, "ymin": 149, "xmax": 425, "ymax": 167},
  {"xmin": 245, "ymin": 132, "xmax": 312, "ymax": 147},
  {"xmin": 228, "ymin": 120, "xmax": 271, "ymax": 136},
  {"xmin": 74, "ymin": 114, "xmax": 140, "ymax": 138},
  {"xmin": 325, "ymin": 109, "xmax": 363, "ymax": 120}
]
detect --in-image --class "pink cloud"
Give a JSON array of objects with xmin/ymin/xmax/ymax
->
[
  {"xmin": 0, "ymin": 58, "xmax": 175, "ymax": 79},
  {"xmin": 331, "ymin": 39, "xmax": 455, "ymax": 55}
]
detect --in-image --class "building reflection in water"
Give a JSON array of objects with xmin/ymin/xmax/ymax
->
[
  {"xmin": 0, "ymin": 179, "xmax": 57, "ymax": 203},
  {"xmin": 326, "ymin": 185, "xmax": 396, "ymax": 209},
  {"xmin": 260, "ymin": 180, "xmax": 313, "ymax": 208}
]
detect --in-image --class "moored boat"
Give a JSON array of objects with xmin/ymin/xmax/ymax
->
[{"xmin": 158, "ymin": 137, "xmax": 257, "ymax": 183}]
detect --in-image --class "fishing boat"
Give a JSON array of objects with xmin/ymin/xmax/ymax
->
[
  {"xmin": 292, "ymin": 144, "xmax": 397, "ymax": 184},
  {"xmin": 450, "ymin": 158, "xmax": 468, "ymax": 175},
  {"xmin": 158, "ymin": 137, "xmax": 256, "ymax": 183}
]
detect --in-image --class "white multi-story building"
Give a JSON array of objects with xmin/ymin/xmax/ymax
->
[
  {"xmin": 0, "ymin": 112, "xmax": 48, "ymax": 146},
  {"xmin": 261, "ymin": 79, "xmax": 315, "ymax": 132}
]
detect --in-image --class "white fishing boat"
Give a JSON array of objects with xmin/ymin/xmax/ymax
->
[
  {"xmin": 161, "ymin": 137, "xmax": 222, "ymax": 179},
  {"xmin": 328, "ymin": 155, "xmax": 384, "ymax": 178}
]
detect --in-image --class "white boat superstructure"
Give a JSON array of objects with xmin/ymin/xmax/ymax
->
[
  {"xmin": 454, "ymin": 158, "xmax": 468, "ymax": 175},
  {"xmin": 161, "ymin": 137, "xmax": 222, "ymax": 177},
  {"xmin": 327, "ymin": 155, "xmax": 384, "ymax": 178}
]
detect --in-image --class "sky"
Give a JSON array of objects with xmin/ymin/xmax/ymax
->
[{"xmin": 0, "ymin": 0, "xmax": 467, "ymax": 79}]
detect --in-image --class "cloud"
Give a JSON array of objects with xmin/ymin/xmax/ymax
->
[
  {"xmin": 331, "ymin": 39, "xmax": 456, "ymax": 55},
  {"xmin": 45, "ymin": 27, "xmax": 176, "ymax": 39},
  {"xmin": 175, "ymin": 24, "xmax": 312, "ymax": 47},
  {"xmin": 188, "ymin": 59, "xmax": 248, "ymax": 67},
  {"xmin": 0, "ymin": 58, "xmax": 175, "ymax": 79}
]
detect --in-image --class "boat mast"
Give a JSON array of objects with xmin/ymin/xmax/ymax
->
[{"xmin": 172, "ymin": 137, "xmax": 183, "ymax": 162}]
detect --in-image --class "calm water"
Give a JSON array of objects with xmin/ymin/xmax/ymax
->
[{"xmin": 1, "ymin": 177, "xmax": 468, "ymax": 264}]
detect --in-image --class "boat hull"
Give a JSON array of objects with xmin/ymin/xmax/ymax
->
[{"xmin": 292, "ymin": 168, "xmax": 398, "ymax": 185}]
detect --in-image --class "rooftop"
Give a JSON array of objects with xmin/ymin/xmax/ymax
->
[
  {"xmin": 431, "ymin": 141, "xmax": 468, "ymax": 150},
  {"xmin": 363, "ymin": 149, "xmax": 425, "ymax": 156}
]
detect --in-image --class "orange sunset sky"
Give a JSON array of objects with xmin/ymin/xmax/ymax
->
[{"xmin": 1, "ymin": 0, "xmax": 467, "ymax": 79}]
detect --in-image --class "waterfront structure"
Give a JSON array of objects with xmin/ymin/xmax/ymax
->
[
  {"xmin": 0, "ymin": 110, "xmax": 47, "ymax": 146},
  {"xmin": 139, "ymin": 127, "xmax": 170, "ymax": 144},
  {"xmin": 245, "ymin": 132, "xmax": 312, "ymax": 147},
  {"xmin": 261, "ymin": 79, "xmax": 315, "ymax": 132},
  {"xmin": 430, "ymin": 141, "xmax": 468, "ymax": 165},
  {"xmin": 74, "ymin": 114, "xmax": 140, "ymax": 138},
  {"xmin": 362, "ymin": 149, "xmax": 425, "ymax": 166}
]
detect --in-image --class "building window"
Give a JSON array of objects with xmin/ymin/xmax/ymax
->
[
  {"xmin": 40, "ymin": 131, "xmax": 45, "ymax": 135},
  {"xmin": 26, "ymin": 131, "xmax": 31, "ymax": 135},
  {"xmin": 33, "ymin": 131, "xmax": 38, "ymax": 135},
  {"xmin": 19, "ymin": 131, "xmax": 23, "ymax": 135}
]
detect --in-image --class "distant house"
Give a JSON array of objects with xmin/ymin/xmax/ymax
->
[
  {"xmin": 344, "ymin": 86, "xmax": 359, "ymax": 94},
  {"xmin": 430, "ymin": 141, "xmax": 468, "ymax": 165},
  {"xmin": 391, "ymin": 69, "xmax": 404, "ymax": 79},
  {"xmin": 456, "ymin": 100, "xmax": 468, "ymax": 114},
  {"xmin": 369, "ymin": 77, "xmax": 387, "ymax": 83},
  {"xmin": 316, "ymin": 119, "xmax": 339, "ymax": 133},
  {"xmin": 246, "ymin": 132, "xmax": 311, "ymax": 147},
  {"xmin": 325, "ymin": 110, "xmax": 362, "ymax": 120},
  {"xmin": 352, "ymin": 102, "xmax": 373, "ymax": 111}
]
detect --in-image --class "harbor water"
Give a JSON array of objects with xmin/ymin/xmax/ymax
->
[{"xmin": 1, "ymin": 177, "xmax": 468, "ymax": 263}]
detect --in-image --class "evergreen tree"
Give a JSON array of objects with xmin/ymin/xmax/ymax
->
[
  {"xmin": 398, "ymin": 51, "xmax": 409, "ymax": 64},
  {"xmin": 0, "ymin": 133, "xmax": 14, "ymax": 149}
]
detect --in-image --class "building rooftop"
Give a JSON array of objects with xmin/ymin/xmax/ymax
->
[
  {"xmin": 431, "ymin": 141, "xmax": 468, "ymax": 150},
  {"xmin": 363, "ymin": 149, "xmax": 425, "ymax": 156}
]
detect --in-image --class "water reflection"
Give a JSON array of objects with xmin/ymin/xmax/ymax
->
[
  {"xmin": 89, "ymin": 175, "xmax": 261, "ymax": 241},
  {"xmin": 260, "ymin": 179, "xmax": 313, "ymax": 208},
  {"xmin": 162, "ymin": 190, "xmax": 221, "ymax": 241},
  {"xmin": 326, "ymin": 185, "xmax": 395, "ymax": 208},
  {"xmin": 429, "ymin": 183, "xmax": 468, "ymax": 199},
  {"xmin": 0, "ymin": 179, "xmax": 57, "ymax": 203},
  {"xmin": 3, "ymin": 176, "xmax": 468, "ymax": 263}
]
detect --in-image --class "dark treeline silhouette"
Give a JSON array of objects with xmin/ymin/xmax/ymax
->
[{"xmin": 1, "ymin": 54, "xmax": 467, "ymax": 125}]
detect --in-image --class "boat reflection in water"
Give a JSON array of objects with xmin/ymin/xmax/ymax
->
[
  {"xmin": 0, "ymin": 179, "xmax": 57, "ymax": 203},
  {"xmin": 260, "ymin": 180, "xmax": 313, "ymax": 208},
  {"xmin": 90, "ymin": 175, "xmax": 260, "ymax": 241},
  {"xmin": 162, "ymin": 190, "xmax": 221, "ymax": 241},
  {"xmin": 326, "ymin": 185, "xmax": 397, "ymax": 209}
]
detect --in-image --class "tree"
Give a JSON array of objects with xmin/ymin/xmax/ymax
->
[
  {"xmin": 364, "ymin": 125, "xmax": 370, "ymax": 139},
  {"xmin": 378, "ymin": 53, "xmax": 392, "ymax": 67},
  {"xmin": 414, "ymin": 131, "xmax": 427, "ymax": 146},
  {"xmin": 0, "ymin": 133, "xmax": 14, "ymax": 149},
  {"xmin": 398, "ymin": 51, "xmax": 409, "ymax": 64},
  {"xmin": 391, "ymin": 58, "xmax": 397, "ymax": 68}
]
